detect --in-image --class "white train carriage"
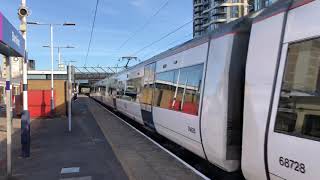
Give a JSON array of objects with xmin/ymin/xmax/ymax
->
[
  {"xmin": 91, "ymin": 0, "xmax": 320, "ymax": 179},
  {"xmin": 243, "ymin": 0, "xmax": 320, "ymax": 180},
  {"xmin": 114, "ymin": 68, "xmax": 145, "ymax": 125},
  {"xmin": 102, "ymin": 78, "xmax": 117, "ymax": 109},
  {"xmin": 91, "ymin": 81, "xmax": 105, "ymax": 102},
  {"xmin": 92, "ymin": 16, "xmax": 252, "ymax": 172}
]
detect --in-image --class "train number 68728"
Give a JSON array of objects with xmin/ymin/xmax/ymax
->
[{"xmin": 279, "ymin": 157, "xmax": 305, "ymax": 174}]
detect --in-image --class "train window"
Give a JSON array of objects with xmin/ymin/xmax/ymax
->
[
  {"xmin": 0, "ymin": 86, "xmax": 4, "ymax": 105},
  {"xmin": 122, "ymin": 77, "xmax": 142, "ymax": 103},
  {"xmin": 153, "ymin": 69, "xmax": 179, "ymax": 109},
  {"xmin": 106, "ymin": 79, "xmax": 117, "ymax": 96},
  {"xmin": 116, "ymin": 80, "xmax": 125, "ymax": 97},
  {"xmin": 176, "ymin": 64, "xmax": 203, "ymax": 115},
  {"xmin": 139, "ymin": 63, "xmax": 156, "ymax": 105},
  {"xmin": 274, "ymin": 37, "xmax": 320, "ymax": 141},
  {"xmin": 303, "ymin": 115, "xmax": 320, "ymax": 139},
  {"xmin": 153, "ymin": 64, "xmax": 204, "ymax": 115},
  {"xmin": 107, "ymin": 86, "xmax": 116, "ymax": 96},
  {"xmin": 99, "ymin": 86, "xmax": 106, "ymax": 93}
]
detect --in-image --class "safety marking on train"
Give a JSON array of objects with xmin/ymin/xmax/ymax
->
[{"xmin": 94, "ymin": 100, "xmax": 211, "ymax": 180}]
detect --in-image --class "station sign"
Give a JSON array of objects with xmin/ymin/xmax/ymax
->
[{"xmin": 0, "ymin": 12, "xmax": 25, "ymax": 57}]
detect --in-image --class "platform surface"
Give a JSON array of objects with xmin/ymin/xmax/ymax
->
[{"xmin": 0, "ymin": 95, "xmax": 204, "ymax": 180}]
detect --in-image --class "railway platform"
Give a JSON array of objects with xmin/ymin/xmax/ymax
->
[{"xmin": 0, "ymin": 95, "xmax": 205, "ymax": 180}]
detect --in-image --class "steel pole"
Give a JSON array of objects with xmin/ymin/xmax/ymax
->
[
  {"xmin": 50, "ymin": 24, "xmax": 54, "ymax": 115},
  {"xmin": 67, "ymin": 63, "xmax": 72, "ymax": 132},
  {"xmin": 20, "ymin": 0, "xmax": 31, "ymax": 159},
  {"xmin": 5, "ymin": 57, "xmax": 12, "ymax": 177},
  {"xmin": 21, "ymin": 0, "xmax": 29, "ymax": 111},
  {"xmin": 58, "ymin": 47, "xmax": 61, "ymax": 70}
]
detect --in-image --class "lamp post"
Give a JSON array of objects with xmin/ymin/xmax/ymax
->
[
  {"xmin": 27, "ymin": 21, "xmax": 75, "ymax": 115},
  {"xmin": 42, "ymin": 45, "xmax": 75, "ymax": 70}
]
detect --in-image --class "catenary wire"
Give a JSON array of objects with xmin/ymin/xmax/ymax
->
[
  {"xmin": 116, "ymin": 0, "xmax": 170, "ymax": 51},
  {"xmin": 84, "ymin": 0, "xmax": 100, "ymax": 66},
  {"xmin": 132, "ymin": 20, "xmax": 192, "ymax": 56},
  {"xmin": 140, "ymin": 32, "xmax": 193, "ymax": 60}
]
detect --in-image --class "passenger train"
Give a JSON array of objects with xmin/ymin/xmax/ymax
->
[{"xmin": 90, "ymin": 0, "xmax": 320, "ymax": 179}]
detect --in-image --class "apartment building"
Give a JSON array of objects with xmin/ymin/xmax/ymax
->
[
  {"xmin": 193, "ymin": 0, "xmax": 249, "ymax": 37},
  {"xmin": 193, "ymin": 0, "xmax": 278, "ymax": 37},
  {"xmin": 254, "ymin": 0, "xmax": 277, "ymax": 11}
]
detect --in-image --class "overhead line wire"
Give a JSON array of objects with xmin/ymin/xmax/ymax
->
[
  {"xmin": 116, "ymin": 0, "xmax": 170, "ymax": 51},
  {"xmin": 84, "ymin": 0, "xmax": 100, "ymax": 66},
  {"xmin": 140, "ymin": 32, "xmax": 193, "ymax": 60},
  {"xmin": 166, "ymin": 32, "xmax": 193, "ymax": 47},
  {"xmin": 132, "ymin": 20, "xmax": 193, "ymax": 56}
]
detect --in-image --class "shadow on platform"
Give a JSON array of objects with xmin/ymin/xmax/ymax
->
[{"xmin": 0, "ymin": 100, "xmax": 128, "ymax": 180}]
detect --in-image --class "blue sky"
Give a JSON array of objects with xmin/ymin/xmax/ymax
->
[{"xmin": 0, "ymin": 0, "xmax": 193, "ymax": 70}]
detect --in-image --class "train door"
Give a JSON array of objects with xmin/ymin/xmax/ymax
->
[
  {"xmin": 267, "ymin": 33, "xmax": 320, "ymax": 180},
  {"xmin": 139, "ymin": 63, "xmax": 156, "ymax": 130},
  {"xmin": 266, "ymin": 1, "xmax": 320, "ymax": 180}
]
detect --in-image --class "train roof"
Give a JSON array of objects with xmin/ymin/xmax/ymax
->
[
  {"xmin": 119, "ymin": 0, "xmax": 315, "ymax": 76},
  {"xmin": 95, "ymin": 0, "xmax": 315, "ymax": 86},
  {"xmin": 253, "ymin": 0, "xmax": 315, "ymax": 23},
  {"xmin": 110, "ymin": 16, "xmax": 253, "ymax": 78}
]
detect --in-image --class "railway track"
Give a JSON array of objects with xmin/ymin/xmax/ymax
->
[{"xmin": 91, "ymin": 97, "xmax": 244, "ymax": 180}]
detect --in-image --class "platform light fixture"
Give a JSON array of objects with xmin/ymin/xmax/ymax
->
[{"xmin": 27, "ymin": 21, "xmax": 76, "ymax": 115}]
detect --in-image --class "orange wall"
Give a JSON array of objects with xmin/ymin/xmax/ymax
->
[{"xmin": 28, "ymin": 80, "xmax": 66, "ymax": 116}]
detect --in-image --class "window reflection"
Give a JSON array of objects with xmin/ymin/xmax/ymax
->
[
  {"xmin": 139, "ymin": 63, "xmax": 156, "ymax": 105},
  {"xmin": 275, "ymin": 38, "xmax": 320, "ymax": 141},
  {"xmin": 106, "ymin": 78, "xmax": 118, "ymax": 96},
  {"xmin": 153, "ymin": 69, "xmax": 179, "ymax": 109},
  {"xmin": 153, "ymin": 64, "xmax": 203, "ymax": 116},
  {"xmin": 119, "ymin": 77, "xmax": 142, "ymax": 102},
  {"xmin": 176, "ymin": 64, "xmax": 203, "ymax": 115}
]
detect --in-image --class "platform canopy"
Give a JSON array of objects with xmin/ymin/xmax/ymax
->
[{"xmin": 0, "ymin": 12, "xmax": 25, "ymax": 57}]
